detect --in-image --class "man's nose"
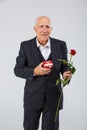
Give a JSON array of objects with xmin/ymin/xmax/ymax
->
[{"xmin": 43, "ymin": 26, "xmax": 47, "ymax": 32}]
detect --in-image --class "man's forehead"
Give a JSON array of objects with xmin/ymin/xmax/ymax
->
[
  {"xmin": 37, "ymin": 20, "xmax": 51, "ymax": 26},
  {"xmin": 38, "ymin": 23, "xmax": 51, "ymax": 26},
  {"xmin": 35, "ymin": 16, "xmax": 51, "ymax": 26}
]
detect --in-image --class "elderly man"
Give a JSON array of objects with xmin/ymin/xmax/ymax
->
[{"xmin": 14, "ymin": 16, "xmax": 72, "ymax": 130}]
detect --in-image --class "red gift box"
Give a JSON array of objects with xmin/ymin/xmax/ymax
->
[{"xmin": 42, "ymin": 60, "xmax": 53, "ymax": 69}]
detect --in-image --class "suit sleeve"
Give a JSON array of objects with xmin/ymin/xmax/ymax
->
[
  {"xmin": 60, "ymin": 41, "xmax": 69, "ymax": 74},
  {"xmin": 14, "ymin": 42, "xmax": 34, "ymax": 80}
]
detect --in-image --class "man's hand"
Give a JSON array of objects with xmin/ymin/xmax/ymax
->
[
  {"xmin": 34, "ymin": 62, "xmax": 51, "ymax": 76},
  {"xmin": 63, "ymin": 71, "xmax": 72, "ymax": 80}
]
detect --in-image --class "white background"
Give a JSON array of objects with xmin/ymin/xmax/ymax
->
[{"xmin": 0, "ymin": 0, "xmax": 87, "ymax": 130}]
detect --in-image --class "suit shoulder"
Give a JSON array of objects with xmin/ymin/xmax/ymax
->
[
  {"xmin": 50, "ymin": 37, "xmax": 66, "ymax": 44},
  {"xmin": 50, "ymin": 37, "xmax": 67, "ymax": 52},
  {"xmin": 20, "ymin": 37, "xmax": 36, "ymax": 47}
]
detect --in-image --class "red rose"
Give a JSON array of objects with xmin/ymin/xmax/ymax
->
[
  {"xmin": 70, "ymin": 49, "xmax": 76, "ymax": 55},
  {"xmin": 42, "ymin": 60, "xmax": 53, "ymax": 69}
]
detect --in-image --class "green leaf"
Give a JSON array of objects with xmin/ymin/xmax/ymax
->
[
  {"xmin": 62, "ymin": 78, "xmax": 69, "ymax": 87},
  {"xmin": 71, "ymin": 67, "xmax": 76, "ymax": 74},
  {"xmin": 70, "ymin": 66, "xmax": 76, "ymax": 74},
  {"xmin": 56, "ymin": 79, "xmax": 61, "ymax": 86},
  {"xmin": 57, "ymin": 59, "xmax": 68, "ymax": 64}
]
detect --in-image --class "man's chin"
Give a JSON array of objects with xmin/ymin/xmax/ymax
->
[
  {"xmin": 41, "ymin": 36, "xmax": 49, "ymax": 40},
  {"xmin": 41, "ymin": 38, "xmax": 48, "ymax": 43}
]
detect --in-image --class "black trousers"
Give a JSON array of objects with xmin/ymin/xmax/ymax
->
[
  {"xmin": 23, "ymin": 108, "xmax": 59, "ymax": 130},
  {"xmin": 23, "ymin": 88, "xmax": 59, "ymax": 130}
]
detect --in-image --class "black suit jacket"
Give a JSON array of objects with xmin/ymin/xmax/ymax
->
[{"xmin": 14, "ymin": 37, "xmax": 68, "ymax": 110}]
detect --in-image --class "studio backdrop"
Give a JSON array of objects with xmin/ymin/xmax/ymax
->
[{"xmin": 0, "ymin": 0, "xmax": 87, "ymax": 130}]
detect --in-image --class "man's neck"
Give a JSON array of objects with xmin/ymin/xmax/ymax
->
[{"xmin": 37, "ymin": 39, "xmax": 49, "ymax": 46}]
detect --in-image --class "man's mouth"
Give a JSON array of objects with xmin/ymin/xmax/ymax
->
[{"xmin": 41, "ymin": 34, "xmax": 48, "ymax": 37}]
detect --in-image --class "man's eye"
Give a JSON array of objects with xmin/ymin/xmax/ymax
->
[
  {"xmin": 38, "ymin": 25, "xmax": 51, "ymax": 29},
  {"xmin": 46, "ymin": 26, "xmax": 50, "ymax": 28},
  {"xmin": 39, "ymin": 25, "xmax": 44, "ymax": 28}
]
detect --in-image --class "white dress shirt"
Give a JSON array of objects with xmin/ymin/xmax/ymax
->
[{"xmin": 36, "ymin": 39, "xmax": 51, "ymax": 60}]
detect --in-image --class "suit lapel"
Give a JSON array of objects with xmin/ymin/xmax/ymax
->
[
  {"xmin": 29, "ymin": 38, "xmax": 41, "ymax": 65},
  {"xmin": 50, "ymin": 38, "xmax": 61, "ymax": 68}
]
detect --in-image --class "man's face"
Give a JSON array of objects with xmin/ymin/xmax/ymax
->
[{"xmin": 34, "ymin": 17, "xmax": 52, "ymax": 45}]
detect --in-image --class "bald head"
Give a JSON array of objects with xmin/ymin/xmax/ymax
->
[{"xmin": 35, "ymin": 16, "xmax": 51, "ymax": 26}]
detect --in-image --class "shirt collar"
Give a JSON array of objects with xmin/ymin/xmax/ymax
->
[{"xmin": 36, "ymin": 38, "xmax": 50, "ymax": 48}]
